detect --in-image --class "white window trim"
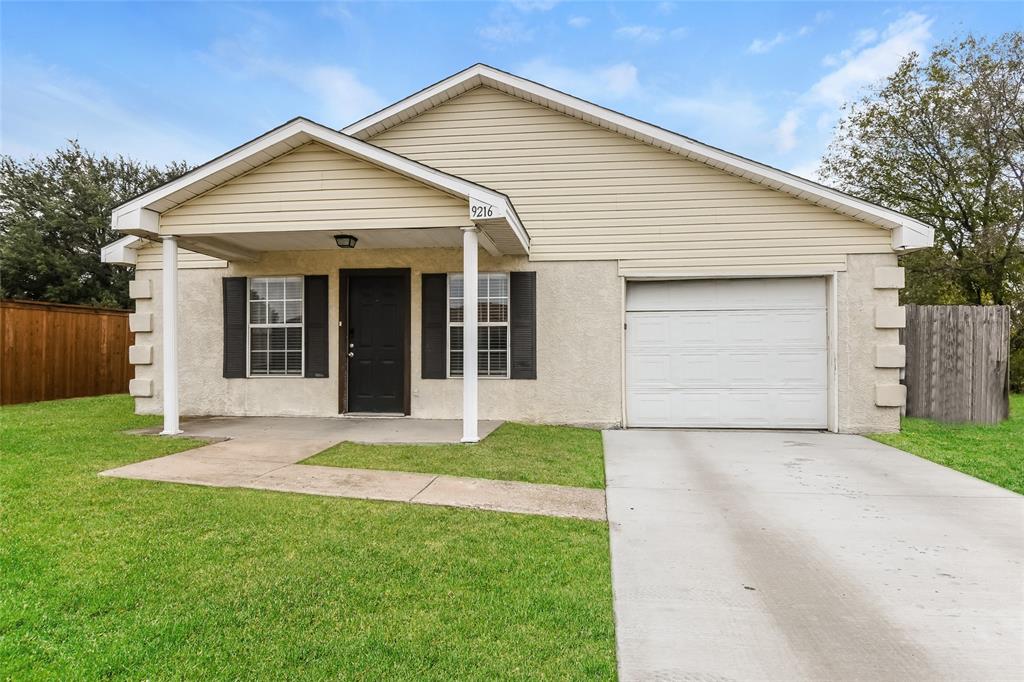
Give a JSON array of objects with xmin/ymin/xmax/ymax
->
[
  {"xmin": 246, "ymin": 275, "xmax": 306, "ymax": 378},
  {"xmin": 447, "ymin": 272, "xmax": 510, "ymax": 380}
]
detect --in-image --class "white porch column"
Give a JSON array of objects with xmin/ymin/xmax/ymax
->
[
  {"xmin": 160, "ymin": 235, "xmax": 182, "ymax": 435},
  {"xmin": 461, "ymin": 226, "xmax": 479, "ymax": 443}
]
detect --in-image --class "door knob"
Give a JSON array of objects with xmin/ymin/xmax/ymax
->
[{"xmin": 348, "ymin": 351, "xmax": 355, "ymax": 357}]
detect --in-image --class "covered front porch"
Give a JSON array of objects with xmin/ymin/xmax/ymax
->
[{"xmin": 105, "ymin": 117, "xmax": 531, "ymax": 443}]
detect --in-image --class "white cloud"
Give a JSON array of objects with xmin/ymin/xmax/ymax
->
[
  {"xmin": 478, "ymin": 21, "xmax": 534, "ymax": 44},
  {"xmin": 567, "ymin": 15, "xmax": 590, "ymax": 28},
  {"xmin": 810, "ymin": 11, "xmax": 932, "ymax": 107},
  {"xmin": 748, "ymin": 32, "xmax": 788, "ymax": 54},
  {"xmin": 509, "ymin": 0, "xmax": 559, "ymax": 11},
  {"xmin": 517, "ymin": 59, "xmax": 640, "ymax": 100},
  {"xmin": 656, "ymin": 2, "xmax": 675, "ymax": 15},
  {"xmin": 774, "ymin": 109, "xmax": 801, "ymax": 153},
  {"xmin": 202, "ymin": 32, "xmax": 384, "ymax": 126},
  {"xmin": 761, "ymin": 12, "xmax": 932, "ymax": 168},
  {"xmin": 478, "ymin": 2, "xmax": 540, "ymax": 44},
  {"xmin": 661, "ymin": 86, "xmax": 769, "ymax": 148},
  {"xmin": 747, "ymin": 11, "xmax": 830, "ymax": 55},
  {"xmin": 614, "ymin": 24, "xmax": 687, "ymax": 44},
  {"xmin": 303, "ymin": 66, "xmax": 385, "ymax": 123},
  {"xmin": 822, "ymin": 28, "xmax": 880, "ymax": 67},
  {"xmin": 787, "ymin": 159, "xmax": 822, "ymax": 181},
  {"xmin": 615, "ymin": 25, "xmax": 664, "ymax": 44},
  {"xmin": 318, "ymin": 2, "xmax": 352, "ymax": 22},
  {"xmin": 0, "ymin": 60, "xmax": 218, "ymax": 164},
  {"xmin": 853, "ymin": 28, "xmax": 880, "ymax": 47}
]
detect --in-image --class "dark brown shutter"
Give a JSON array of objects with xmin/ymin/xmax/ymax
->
[
  {"xmin": 222, "ymin": 277, "xmax": 247, "ymax": 378},
  {"xmin": 421, "ymin": 273, "xmax": 447, "ymax": 379},
  {"xmin": 509, "ymin": 271, "xmax": 537, "ymax": 379},
  {"xmin": 304, "ymin": 275, "xmax": 329, "ymax": 378}
]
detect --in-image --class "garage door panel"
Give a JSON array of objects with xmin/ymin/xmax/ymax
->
[
  {"xmin": 625, "ymin": 278, "xmax": 828, "ymax": 429},
  {"xmin": 778, "ymin": 350, "xmax": 828, "ymax": 386},
  {"xmin": 628, "ymin": 351, "xmax": 721, "ymax": 387},
  {"xmin": 777, "ymin": 310, "xmax": 826, "ymax": 344},
  {"xmin": 626, "ymin": 278, "xmax": 826, "ymax": 312}
]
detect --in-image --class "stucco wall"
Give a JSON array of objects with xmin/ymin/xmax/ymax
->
[
  {"xmin": 131, "ymin": 249, "xmax": 900, "ymax": 433},
  {"xmin": 132, "ymin": 249, "xmax": 622, "ymax": 427},
  {"xmin": 836, "ymin": 253, "xmax": 902, "ymax": 433}
]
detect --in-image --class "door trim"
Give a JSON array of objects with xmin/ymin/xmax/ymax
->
[{"xmin": 338, "ymin": 268, "xmax": 411, "ymax": 415}]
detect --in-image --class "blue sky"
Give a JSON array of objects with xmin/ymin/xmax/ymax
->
[{"xmin": 2, "ymin": 1, "xmax": 1018, "ymax": 179}]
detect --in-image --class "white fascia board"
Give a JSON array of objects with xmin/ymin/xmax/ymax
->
[
  {"xmin": 100, "ymin": 235, "xmax": 144, "ymax": 265},
  {"xmin": 891, "ymin": 221, "xmax": 935, "ymax": 252},
  {"xmin": 110, "ymin": 117, "xmax": 529, "ymax": 252},
  {"xmin": 344, "ymin": 64, "xmax": 934, "ymax": 247},
  {"xmin": 468, "ymin": 194, "xmax": 530, "ymax": 250},
  {"xmin": 114, "ymin": 207, "xmax": 160, "ymax": 235}
]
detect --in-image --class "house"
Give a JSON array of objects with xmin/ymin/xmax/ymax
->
[{"xmin": 101, "ymin": 64, "xmax": 932, "ymax": 439}]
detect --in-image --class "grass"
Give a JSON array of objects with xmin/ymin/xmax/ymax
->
[
  {"xmin": 0, "ymin": 395, "xmax": 616, "ymax": 680},
  {"xmin": 303, "ymin": 422, "xmax": 606, "ymax": 489},
  {"xmin": 869, "ymin": 394, "xmax": 1024, "ymax": 495}
]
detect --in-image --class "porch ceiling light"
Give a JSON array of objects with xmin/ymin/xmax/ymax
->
[{"xmin": 334, "ymin": 234, "xmax": 358, "ymax": 249}]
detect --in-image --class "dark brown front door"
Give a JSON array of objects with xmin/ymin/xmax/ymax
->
[{"xmin": 344, "ymin": 271, "xmax": 408, "ymax": 413}]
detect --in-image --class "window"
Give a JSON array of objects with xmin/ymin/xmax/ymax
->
[
  {"xmin": 248, "ymin": 276, "xmax": 303, "ymax": 376},
  {"xmin": 448, "ymin": 273, "xmax": 508, "ymax": 378}
]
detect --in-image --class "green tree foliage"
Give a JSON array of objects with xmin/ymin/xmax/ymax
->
[
  {"xmin": 0, "ymin": 142, "xmax": 189, "ymax": 308},
  {"xmin": 820, "ymin": 32, "xmax": 1024, "ymax": 389}
]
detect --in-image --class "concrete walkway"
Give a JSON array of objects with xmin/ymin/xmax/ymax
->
[
  {"xmin": 604, "ymin": 429, "xmax": 1024, "ymax": 682},
  {"xmin": 101, "ymin": 435, "xmax": 605, "ymax": 521}
]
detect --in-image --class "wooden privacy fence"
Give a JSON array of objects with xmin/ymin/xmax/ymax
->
[
  {"xmin": 0, "ymin": 300, "xmax": 133, "ymax": 405},
  {"xmin": 903, "ymin": 304, "xmax": 1010, "ymax": 423}
]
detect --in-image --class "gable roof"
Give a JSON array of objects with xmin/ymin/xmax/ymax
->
[
  {"xmin": 109, "ymin": 116, "xmax": 528, "ymax": 254},
  {"xmin": 344, "ymin": 64, "xmax": 933, "ymax": 252}
]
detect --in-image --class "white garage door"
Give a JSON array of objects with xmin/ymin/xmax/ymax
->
[{"xmin": 625, "ymin": 278, "xmax": 828, "ymax": 428}]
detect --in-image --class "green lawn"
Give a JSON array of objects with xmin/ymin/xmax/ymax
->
[
  {"xmin": 303, "ymin": 422, "xmax": 606, "ymax": 489},
  {"xmin": 0, "ymin": 396, "xmax": 616, "ymax": 680},
  {"xmin": 870, "ymin": 394, "xmax": 1024, "ymax": 495}
]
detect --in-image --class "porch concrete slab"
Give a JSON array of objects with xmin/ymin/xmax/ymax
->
[
  {"xmin": 129, "ymin": 416, "xmax": 502, "ymax": 444},
  {"xmin": 411, "ymin": 475, "xmax": 606, "ymax": 521},
  {"xmin": 246, "ymin": 465, "xmax": 436, "ymax": 502},
  {"xmin": 185, "ymin": 438, "xmax": 339, "ymax": 465}
]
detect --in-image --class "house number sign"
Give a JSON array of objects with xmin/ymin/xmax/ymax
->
[{"xmin": 469, "ymin": 198, "xmax": 498, "ymax": 220}]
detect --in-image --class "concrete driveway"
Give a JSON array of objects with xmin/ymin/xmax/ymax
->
[{"xmin": 604, "ymin": 430, "xmax": 1023, "ymax": 682}]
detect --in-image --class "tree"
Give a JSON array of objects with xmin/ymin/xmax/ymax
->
[
  {"xmin": 820, "ymin": 32, "xmax": 1024, "ymax": 389},
  {"xmin": 0, "ymin": 142, "xmax": 189, "ymax": 308}
]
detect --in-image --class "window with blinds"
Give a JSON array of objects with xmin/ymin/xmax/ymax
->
[
  {"xmin": 448, "ymin": 272, "xmax": 509, "ymax": 378},
  {"xmin": 248, "ymin": 276, "xmax": 304, "ymax": 376}
]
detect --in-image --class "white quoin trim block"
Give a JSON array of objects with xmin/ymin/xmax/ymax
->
[
  {"xmin": 128, "ymin": 345, "xmax": 153, "ymax": 365},
  {"xmin": 128, "ymin": 313, "xmax": 153, "ymax": 333},
  {"xmin": 461, "ymin": 226, "xmax": 479, "ymax": 443},
  {"xmin": 161, "ymin": 236, "xmax": 182, "ymax": 435},
  {"xmin": 129, "ymin": 279, "xmax": 152, "ymax": 299},
  {"xmin": 129, "ymin": 378, "xmax": 153, "ymax": 397},
  {"xmin": 875, "ymin": 384, "xmax": 907, "ymax": 407},
  {"xmin": 874, "ymin": 267, "xmax": 906, "ymax": 289},
  {"xmin": 874, "ymin": 345, "xmax": 906, "ymax": 369},
  {"xmin": 875, "ymin": 306, "xmax": 907, "ymax": 329}
]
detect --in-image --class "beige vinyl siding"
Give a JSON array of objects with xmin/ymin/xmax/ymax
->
[
  {"xmin": 370, "ymin": 87, "xmax": 893, "ymax": 273},
  {"xmin": 136, "ymin": 245, "xmax": 227, "ymax": 270},
  {"xmin": 160, "ymin": 142, "xmax": 469, "ymax": 235}
]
